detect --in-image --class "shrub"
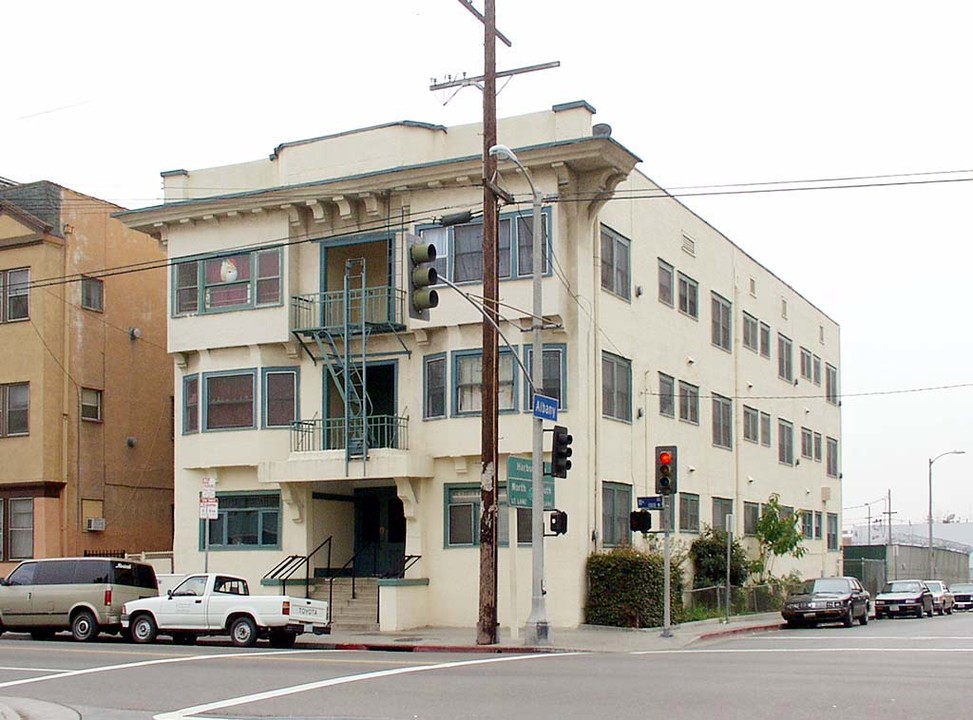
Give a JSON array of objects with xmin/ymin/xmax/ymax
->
[
  {"xmin": 689, "ymin": 526, "xmax": 750, "ymax": 589},
  {"xmin": 585, "ymin": 546, "xmax": 683, "ymax": 628}
]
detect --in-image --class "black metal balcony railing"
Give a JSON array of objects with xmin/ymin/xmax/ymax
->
[
  {"xmin": 291, "ymin": 415, "xmax": 408, "ymax": 453},
  {"xmin": 291, "ymin": 287, "xmax": 406, "ymax": 333}
]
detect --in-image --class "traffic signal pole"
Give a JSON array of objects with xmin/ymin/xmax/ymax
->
[{"xmin": 662, "ymin": 493, "xmax": 673, "ymax": 638}]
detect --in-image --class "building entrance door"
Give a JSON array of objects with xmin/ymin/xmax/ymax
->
[{"xmin": 353, "ymin": 487, "xmax": 405, "ymax": 577}]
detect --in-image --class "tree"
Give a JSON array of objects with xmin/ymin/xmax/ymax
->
[
  {"xmin": 752, "ymin": 494, "xmax": 806, "ymax": 581},
  {"xmin": 689, "ymin": 526, "xmax": 750, "ymax": 588}
]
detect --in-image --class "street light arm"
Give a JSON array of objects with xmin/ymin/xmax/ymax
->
[
  {"xmin": 930, "ymin": 450, "xmax": 966, "ymax": 466},
  {"xmin": 488, "ymin": 144, "xmax": 541, "ymax": 200}
]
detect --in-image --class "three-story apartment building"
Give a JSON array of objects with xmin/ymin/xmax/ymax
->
[{"xmin": 119, "ymin": 102, "xmax": 842, "ymax": 630}]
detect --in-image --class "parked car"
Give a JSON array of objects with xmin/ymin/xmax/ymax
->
[
  {"xmin": 781, "ymin": 576, "xmax": 870, "ymax": 628},
  {"xmin": 874, "ymin": 579, "xmax": 933, "ymax": 619},
  {"xmin": 950, "ymin": 583, "xmax": 973, "ymax": 611},
  {"xmin": 923, "ymin": 580, "xmax": 954, "ymax": 615},
  {"xmin": 0, "ymin": 557, "xmax": 158, "ymax": 641}
]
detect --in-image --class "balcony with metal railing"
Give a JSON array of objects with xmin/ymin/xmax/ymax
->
[
  {"xmin": 291, "ymin": 287, "xmax": 406, "ymax": 335},
  {"xmin": 291, "ymin": 416, "xmax": 409, "ymax": 453}
]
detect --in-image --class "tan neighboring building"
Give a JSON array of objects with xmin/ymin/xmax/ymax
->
[{"xmin": 0, "ymin": 180, "xmax": 173, "ymax": 573}]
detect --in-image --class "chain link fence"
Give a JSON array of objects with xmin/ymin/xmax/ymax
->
[{"xmin": 684, "ymin": 582, "xmax": 803, "ymax": 616}]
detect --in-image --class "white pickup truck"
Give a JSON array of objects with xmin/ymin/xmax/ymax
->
[{"xmin": 121, "ymin": 572, "xmax": 329, "ymax": 648}]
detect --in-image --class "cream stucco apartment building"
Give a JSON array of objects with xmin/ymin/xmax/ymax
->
[
  {"xmin": 0, "ymin": 180, "xmax": 173, "ymax": 572},
  {"xmin": 119, "ymin": 102, "xmax": 842, "ymax": 630}
]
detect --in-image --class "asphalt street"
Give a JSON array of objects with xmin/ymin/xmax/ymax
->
[{"xmin": 0, "ymin": 612, "xmax": 970, "ymax": 719}]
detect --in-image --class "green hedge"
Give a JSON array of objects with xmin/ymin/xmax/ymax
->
[{"xmin": 585, "ymin": 547, "xmax": 684, "ymax": 628}]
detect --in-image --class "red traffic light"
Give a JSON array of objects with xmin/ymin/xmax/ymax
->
[{"xmin": 658, "ymin": 450, "xmax": 672, "ymax": 466}]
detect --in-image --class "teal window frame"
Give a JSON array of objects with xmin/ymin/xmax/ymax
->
[
  {"xmin": 826, "ymin": 513, "xmax": 839, "ymax": 551},
  {"xmin": 202, "ymin": 369, "xmax": 257, "ymax": 432},
  {"xmin": 262, "ymin": 367, "xmax": 299, "ymax": 428},
  {"xmin": 444, "ymin": 484, "xmax": 530, "ymax": 548},
  {"xmin": 522, "ymin": 343, "xmax": 567, "ymax": 412},
  {"xmin": 600, "ymin": 225, "xmax": 631, "ymax": 301},
  {"xmin": 199, "ymin": 491, "xmax": 281, "ymax": 550},
  {"xmin": 182, "ymin": 374, "xmax": 199, "ymax": 435},
  {"xmin": 451, "ymin": 348, "xmax": 517, "ymax": 417},
  {"xmin": 423, "ymin": 354, "xmax": 447, "ymax": 420},
  {"xmin": 172, "ymin": 247, "xmax": 283, "ymax": 317},
  {"xmin": 602, "ymin": 352, "xmax": 632, "ymax": 422},
  {"xmin": 602, "ymin": 481, "xmax": 632, "ymax": 547}
]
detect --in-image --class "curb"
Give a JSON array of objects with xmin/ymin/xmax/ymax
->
[
  {"xmin": 697, "ymin": 622, "xmax": 784, "ymax": 642},
  {"xmin": 301, "ymin": 641, "xmax": 568, "ymax": 654}
]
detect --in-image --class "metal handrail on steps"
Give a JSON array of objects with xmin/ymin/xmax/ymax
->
[{"xmin": 262, "ymin": 537, "xmax": 333, "ymax": 599}]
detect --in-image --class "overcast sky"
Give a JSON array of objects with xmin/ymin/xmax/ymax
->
[{"xmin": 5, "ymin": 1, "xmax": 971, "ymax": 526}]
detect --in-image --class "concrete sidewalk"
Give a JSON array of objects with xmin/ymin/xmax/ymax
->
[{"xmin": 297, "ymin": 612, "xmax": 785, "ymax": 654}]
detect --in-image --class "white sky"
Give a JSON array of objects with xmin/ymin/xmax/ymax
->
[{"xmin": 5, "ymin": 1, "xmax": 971, "ymax": 526}]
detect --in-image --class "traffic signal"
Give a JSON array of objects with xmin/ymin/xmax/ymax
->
[
  {"xmin": 551, "ymin": 425, "xmax": 573, "ymax": 478},
  {"xmin": 408, "ymin": 236, "xmax": 439, "ymax": 320},
  {"xmin": 550, "ymin": 510, "xmax": 568, "ymax": 535},
  {"xmin": 654, "ymin": 445, "xmax": 677, "ymax": 495},
  {"xmin": 630, "ymin": 510, "xmax": 653, "ymax": 534}
]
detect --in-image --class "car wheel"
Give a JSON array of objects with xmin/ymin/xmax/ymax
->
[
  {"xmin": 915, "ymin": 604, "xmax": 924, "ymax": 619},
  {"xmin": 927, "ymin": 603, "xmax": 934, "ymax": 617},
  {"xmin": 859, "ymin": 609, "xmax": 868, "ymax": 626},
  {"xmin": 71, "ymin": 609, "xmax": 99, "ymax": 642},
  {"xmin": 268, "ymin": 630, "xmax": 297, "ymax": 649},
  {"xmin": 130, "ymin": 614, "xmax": 158, "ymax": 644},
  {"xmin": 230, "ymin": 616, "xmax": 258, "ymax": 648},
  {"xmin": 842, "ymin": 607, "xmax": 854, "ymax": 628}
]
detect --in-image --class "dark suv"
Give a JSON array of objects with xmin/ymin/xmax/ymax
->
[{"xmin": 781, "ymin": 576, "xmax": 870, "ymax": 628}]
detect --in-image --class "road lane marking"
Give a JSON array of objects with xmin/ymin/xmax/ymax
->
[
  {"xmin": 0, "ymin": 649, "xmax": 319, "ymax": 690},
  {"xmin": 0, "ymin": 665, "xmax": 70, "ymax": 673},
  {"xmin": 633, "ymin": 647, "xmax": 973, "ymax": 655},
  {"xmin": 154, "ymin": 652, "xmax": 584, "ymax": 719}
]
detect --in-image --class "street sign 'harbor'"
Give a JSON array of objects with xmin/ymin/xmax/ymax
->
[{"xmin": 506, "ymin": 457, "xmax": 555, "ymax": 509}]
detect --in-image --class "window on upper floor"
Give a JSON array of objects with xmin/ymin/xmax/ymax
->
[
  {"xmin": 778, "ymin": 334, "xmax": 793, "ymax": 382},
  {"xmin": 423, "ymin": 355, "xmax": 447, "ymax": 420},
  {"xmin": 524, "ymin": 345, "xmax": 566, "ymax": 412},
  {"xmin": 658, "ymin": 259, "xmax": 674, "ymax": 306},
  {"xmin": 759, "ymin": 322, "xmax": 771, "ymax": 359},
  {"xmin": 743, "ymin": 313, "xmax": 759, "ymax": 352},
  {"xmin": 263, "ymin": 368, "xmax": 298, "ymax": 428},
  {"xmin": 600, "ymin": 226, "xmax": 630, "ymax": 300},
  {"xmin": 80, "ymin": 276, "xmax": 104, "ymax": 312},
  {"xmin": 678, "ymin": 273, "xmax": 698, "ymax": 319},
  {"xmin": 814, "ymin": 431, "xmax": 823, "ymax": 462},
  {"xmin": 0, "ymin": 383, "xmax": 29, "ymax": 437},
  {"xmin": 744, "ymin": 406, "xmax": 759, "ymax": 443},
  {"xmin": 801, "ymin": 426, "xmax": 813, "ymax": 458},
  {"xmin": 204, "ymin": 371, "xmax": 256, "ymax": 430},
  {"xmin": 80, "ymin": 388, "xmax": 103, "ymax": 422},
  {"xmin": 812, "ymin": 355, "xmax": 822, "ymax": 385},
  {"xmin": 454, "ymin": 219, "xmax": 512, "ymax": 282},
  {"xmin": 760, "ymin": 411, "xmax": 772, "ymax": 447},
  {"xmin": 827, "ymin": 513, "xmax": 839, "ymax": 551},
  {"xmin": 778, "ymin": 419, "xmax": 794, "ymax": 465},
  {"xmin": 602, "ymin": 353, "xmax": 632, "ymax": 422},
  {"xmin": 814, "ymin": 511, "xmax": 823, "ymax": 540},
  {"xmin": 173, "ymin": 248, "xmax": 282, "ymax": 316},
  {"xmin": 183, "ymin": 375, "xmax": 199, "ymax": 434},
  {"xmin": 1, "ymin": 268, "xmax": 29, "ymax": 323},
  {"xmin": 826, "ymin": 436, "xmax": 839, "ymax": 477},
  {"xmin": 825, "ymin": 363, "xmax": 839, "ymax": 404},
  {"xmin": 712, "ymin": 394, "xmax": 732, "ymax": 449},
  {"xmin": 202, "ymin": 492, "xmax": 280, "ymax": 549},
  {"xmin": 454, "ymin": 350, "xmax": 515, "ymax": 416},
  {"xmin": 679, "ymin": 381, "xmax": 699, "ymax": 425},
  {"xmin": 711, "ymin": 293, "xmax": 731, "ymax": 351},
  {"xmin": 602, "ymin": 482, "xmax": 632, "ymax": 547},
  {"xmin": 800, "ymin": 347, "xmax": 812, "ymax": 380},
  {"xmin": 659, "ymin": 373, "xmax": 675, "ymax": 418},
  {"xmin": 679, "ymin": 492, "xmax": 700, "ymax": 533}
]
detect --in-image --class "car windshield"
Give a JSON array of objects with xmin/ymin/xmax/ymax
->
[
  {"xmin": 801, "ymin": 578, "xmax": 850, "ymax": 594},
  {"xmin": 951, "ymin": 584, "xmax": 973, "ymax": 593},
  {"xmin": 925, "ymin": 582, "xmax": 943, "ymax": 592},
  {"xmin": 884, "ymin": 581, "xmax": 921, "ymax": 593}
]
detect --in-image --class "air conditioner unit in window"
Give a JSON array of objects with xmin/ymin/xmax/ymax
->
[{"xmin": 85, "ymin": 517, "xmax": 106, "ymax": 532}]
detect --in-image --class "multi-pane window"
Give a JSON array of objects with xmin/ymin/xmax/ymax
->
[
  {"xmin": 743, "ymin": 313, "xmax": 759, "ymax": 352},
  {"xmin": 600, "ymin": 226, "xmax": 631, "ymax": 300},
  {"xmin": 454, "ymin": 351, "xmax": 515, "ymax": 415},
  {"xmin": 744, "ymin": 501, "xmax": 760, "ymax": 536},
  {"xmin": 825, "ymin": 364, "xmax": 838, "ymax": 404},
  {"xmin": 778, "ymin": 334, "xmax": 793, "ymax": 381},
  {"xmin": 524, "ymin": 346, "xmax": 565, "ymax": 411},
  {"xmin": 80, "ymin": 388, "xmax": 103, "ymax": 422},
  {"xmin": 602, "ymin": 482, "xmax": 632, "ymax": 546},
  {"xmin": 183, "ymin": 376, "xmax": 199, "ymax": 434},
  {"xmin": 174, "ymin": 248, "xmax": 282, "ymax": 315},
  {"xmin": 421, "ymin": 226, "xmax": 449, "ymax": 282},
  {"xmin": 679, "ymin": 493, "xmax": 700, "ymax": 533},
  {"xmin": 9, "ymin": 498, "xmax": 33, "ymax": 560},
  {"xmin": 760, "ymin": 411, "xmax": 771, "ymax": 447},
  {"xmin": 679, "ymin": 382, "xmax": 699, "ymax": 424},
  {"xmin": 743, "ymin": 406, "xmax": 759, "ymax": 443},
  {"xmin": 826, "ymin": 513, "xmax": 839, "ymax": 551},
  {"xmin": 801, "ymin": 427, "xmax": 813, "ymax": 458},
  {"xmin": 678, "ymin": 273, "xmax": 698, "ymax": 319},
  {"xmin": 423, "ymin": 355, "xmax": 446, "ymax": 419},
  {"xmin": 659, "ymin": 373, "xmax": 675, "ymax": 417},
  {"xmin": 658, "ymin": 260, "xmax": 674, "ymax": 306},
  {"xmin": 602, "ymin": 353, "xmax": 632, "ymax": 422},
  {"xmin": 515, "ymin": 214, "xmax": 550, "ymax": 277},
  {"xmin": 812, "ymin": 355, "xmax": 822, "ymax": 385},
  {"xmin": 446, "ymin": 486, "xmax": 479, "ymax": 546},
  {"xmin": 759, "ymin": 322, "xmax": 771, "ymax": 358},
  {"xmin": 204, "ymin": 372, "xmax": 256, "ymax": 430},
  {"xmin": 1, "ymin": 268, "xmax": 29, "ymax": 322},
  {"xmin": 814, "ymin": 511, "xmax": 823, "ymax": 540},
  {"xmin": 712, "ymin": 394, "xmax": 732, "ymax": 448},
  {"xmin": 814, "ymin": 432, "xmax": 823, "ymax": 462},
  {"xmin": 453, "ymin": 219, "xmax": 512, "ymax": 282},
  {"xmin": 826, "ymin": 437, "xmax": 839, "ymax": 477},
  {"xmin": 81, "ymin": 276, "xmax": 104, "ymax": 312},
  {"xmin": 778, "ymin": 419, "xmax": 794, "ymax": 465},
  {"xmin": 713, "ymin": 497, "xmax": 733, "ymax": 533},
  {"xmin": 263, "ymin": 369, "xmax": 297, "ymax": 427},
  {"xmin": 203, "ymin": 493, "xmax": 280, "ymax": 548},
  {"xmin": 802, "ymin": 511, "xmax": 813, "ymax": 539},
  {"xmin": 0, "ymin": 383, "xmax": 29, "ymax": 437},
  {"xmin": 800, "ymin": 347, "xmax": 812, "ymax": 380},
  {"xmin": 711, "ymin": 293, "xmax": 731, "ymax": 350}
]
